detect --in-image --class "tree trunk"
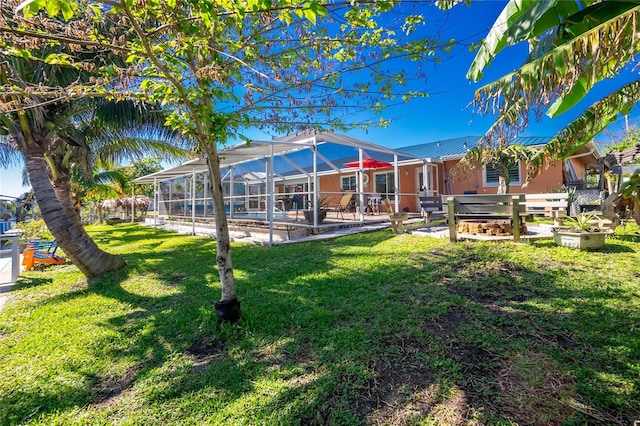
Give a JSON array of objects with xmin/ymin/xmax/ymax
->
[
  {"xmin": 497, "ymin": 165, "xmax": 511, "ymax": 194},
  {"xmin": 96, "ymin": 203, "xmax": 104, "ymax": 224},
  {"xmin": 203, "ymin": 144, "xmax": 237, "ymax": 302},
  {"xmin": 24, "ymin": 154, "xmax": 127, "ymax": 277},
  {"xmin": 497, "ymin": 175, "xmax": 508, "ymax": 194},
  {"xmin": 52, "ymin": 174, "xmax": 93, "ymax": 240}
]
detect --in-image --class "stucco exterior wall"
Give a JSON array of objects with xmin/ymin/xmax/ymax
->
[
  {"xmin": 444, "ymin": 159, "xmax": 566, "ymax": 195},
  {"xmin": 289, "ymin": 155, "xmax": 595, "ymax": 213}
]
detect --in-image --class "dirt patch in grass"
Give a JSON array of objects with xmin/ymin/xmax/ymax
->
[
  {"xmin": 185, "ymin": 333, "xmax": 224, "ymax": 375},
  {"xmin": 498, "ymin": 351, "xmax": 576, "ymax": 425},
  {"xmin": 357, "ymin": 335, "xmax": 434, "ymax": 421},
  {"xmin": 186, "ymin": 333, "xmax": 223, "ymax": 360},
  {"xmin": 169, "ymin": 274, "xmax": 186, "ymax": 284},
  {"xmin": 90, "ymin": 367, "xmax": 138, "ymax": 409},
  {"xmin": 429, "ymin": 307, "xmax": 471, "ymax": 340},
  {"xmin": 362, "ymin": 354, "xmax": 475, "ymax": 426},
  {"xmin": 483, "ymin": 304, "xmax": 577, "ymax": 351},
  {"xmin": 451, "ymin": 344, "xmax": 497, "ymax": 376},
  {"xmin": 357, "ymin": 333, "xmax": 477, "ymax": 425}
]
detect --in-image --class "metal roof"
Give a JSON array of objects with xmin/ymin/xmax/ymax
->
[
  {"xmin": 135, "ymin": 132, "xmax": 602, "ymax": 184},
  {"xmin": 398, "ymin": 136, "xmax": 482, "ymax": 159},
  {"xmin": 397, "ymin": 136, "xmax": 554, "ymax": 160},
  {"xmin": 135, "ymin": 131, "xmax": 418, "ymax": 184}
]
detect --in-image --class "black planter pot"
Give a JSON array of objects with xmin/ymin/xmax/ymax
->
[
  {"xmin": 303, "ymin": 209, "xmax": 327, "ymax": 224},
  {"xmin": 214, "ymin": 299, "xmax": 241, "ymax": 323}
]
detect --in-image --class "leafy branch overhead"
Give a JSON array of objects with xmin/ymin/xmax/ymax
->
[
  {"xmin": 5, "ymin": 0, "xmax": 448, "ymax": 142},
  {"xmin": 442, "ymin": 0, "xmax": 640, "ymax": 169}
]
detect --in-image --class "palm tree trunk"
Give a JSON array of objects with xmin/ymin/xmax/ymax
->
[
  {"xmin": 25, "ymin": 155, "xmax": 127, "ymax": 277},
  {"xmin": 96, "ymin": 203, "xmax": 104, "ymax": 224},
  {"xmin": 52, "ymin": 174, "xmax": 92, "ymax": 240}
]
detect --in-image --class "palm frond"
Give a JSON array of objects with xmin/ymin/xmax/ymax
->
[
  {"xmin": 90, "ymin": 126, "xmax": 193, "ymax": 167},
  {"xmin": 93, "ymin": 169, "xmax": 130, "ymax": 187},
  {"xmin": 0, "ymin": 138, "xmax": 22, "ymax": 167},
  {"xmin": 91, "ymin": 99, "xmax": 168, "ymax": 130}
]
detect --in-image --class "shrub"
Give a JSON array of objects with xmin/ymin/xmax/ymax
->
[{"xmin": 14, "ymin": 219, "xmax": 53, "ymax": 242}]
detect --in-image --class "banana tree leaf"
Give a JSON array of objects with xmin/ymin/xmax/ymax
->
[
  {"xmin": 546, "ymin": 75, "xmax": 587, "ymax": 117},
  {"xmin": 508, "ymin": 0, "xmax": 579, "ymax": 45},
  {"xmin": 544, "ymin": 79, "xmax": 640, "ymax": 159},
  {"xmin": 435, "ymin": 0, "xmax": 470, "ymax": 10},
  {"xmin": 467, "ymin": 0, "xmax": 539, "ymax": 82},
  {"xmin": 467, "ymin": 0, "xmax": 597, "ymax": 82},
  {"xmin": 475, "ymin": 5, "xmax": 640, "ymax": 127},
  {"xmin": 558, "ymin": 1, "xmax": 640, "ymax": 42}
]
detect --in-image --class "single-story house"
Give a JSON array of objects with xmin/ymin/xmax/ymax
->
[{"xmin": 136, "ymin": 131, "xmax": 602, "ymax": 218}]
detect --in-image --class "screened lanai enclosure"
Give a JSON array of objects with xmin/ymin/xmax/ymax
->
[{"xmin": 135, "ymin": 131, "xmax": 423, "ymax": 244}]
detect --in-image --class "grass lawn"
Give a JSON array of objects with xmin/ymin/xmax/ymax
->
[{"xmin": 1, "ymin": 223, "xmax": 639, "ymax": 425}]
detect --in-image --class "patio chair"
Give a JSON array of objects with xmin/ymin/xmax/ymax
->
[
  {"xmin": 333, "ymin": 193, "xmax": 355, "ymax": 219},
  {"xmin": 367, "ymin": 193, "xmax": 382, "ymax": 215},
  {"xmin": 22, "ymin": 241, "xmax": 66, "ymax": 271},
  {"xmin": 384, "ymin": 198, "xmax": 408, "ymax": 234}
]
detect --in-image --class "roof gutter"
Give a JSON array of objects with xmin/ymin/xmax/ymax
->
[{"xmin": 565, "ymin": 147, "xmax": 595, "ymax": 160}]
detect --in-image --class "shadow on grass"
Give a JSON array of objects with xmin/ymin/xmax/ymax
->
[
  {"xmin": 11, "ymin": 276, "xmax": 53, "ymax": 291},
  {"xmin": 2, "ymin": 224, "xmax": 639, "ymax": 425}
]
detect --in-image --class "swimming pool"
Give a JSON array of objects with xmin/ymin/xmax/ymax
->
[{"xmin": 230, "ymin": 211, "xmax": 290, "ymax": 220}]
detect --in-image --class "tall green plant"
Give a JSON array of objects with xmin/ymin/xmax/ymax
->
[{"xmin": 453, "ymin": 142, "xmax": 535, "ymax": 194}]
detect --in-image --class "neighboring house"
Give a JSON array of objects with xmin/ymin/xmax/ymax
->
[{"xmin": 137, "ymin": 133, "xmax": 603, "ymax": 216}]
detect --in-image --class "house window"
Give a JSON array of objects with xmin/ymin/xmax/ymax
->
[
  {"xmin": 484, "ymin": 163, "xmax": 521, "ymax": 186},
  {"xmin": 341, "ymin": 175, "xmax": 357, "ymax": 191},
  {"xmin": 374, "ymin": 172, "xmax": 395, "ymax": 198}
]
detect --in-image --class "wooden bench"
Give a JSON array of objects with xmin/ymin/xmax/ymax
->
[
  {"xmin": 22, "ymin": 241, "xmax": 66, "ymax": 271},
  {"xmin": 446, "ymin": 194, "xmax": 528, "ymax": 242},
  {"xmin": 419, "ymin": 196, "xmax": 444, "ymax": 224},
  {"xmin": 524, "ymin": 193, "xmax": 569, "ymax": 217}
]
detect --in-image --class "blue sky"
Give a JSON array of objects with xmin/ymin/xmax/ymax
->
[{"xmin": 1, "ymin": 0, "xmax": 637, "ymax": 198}]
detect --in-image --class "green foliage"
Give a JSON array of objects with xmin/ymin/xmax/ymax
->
[
  {"xmin": 607, "ymin": 127, "xmax": 640, "ymax": 154},
  {"xmin": 447, "ymin": 0, "xmax": 640, "ymax": 169},
  {"xmin": 14, "ymin": 219, "xmax": 53, "ymax": 242},
  {"xmin": 9, "ymin": 0, "xmax": 443, "ymax": 141},
  {"xmin": 620, "ymin": 167, "xmax": 640, "ymax": 199},
  {"xmin": 0, "ymin": 224, "xmax": 639, "ymax": 424},
  {"xmin": 561, "ymin": 211, "xmax": 599, "ymax": 232}
]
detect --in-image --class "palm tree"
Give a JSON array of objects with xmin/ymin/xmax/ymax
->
[
  {"xmin": 453, "ymin": 142, "xmax": 536, "ymax": 194},
  {"xmin": 439, "ymin": 0, "xmax": 640, "ymax": 180},
  {"xmin": 77, "ymin": 170, "xmax": 127, "ymax": 224},
  {"xmin": 1, "ymin": 51, "xmax": 188, "ymax": 277},
  {"xmin": 76, "ymin": 159, "xmax": 164, "ymax": 224}
]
